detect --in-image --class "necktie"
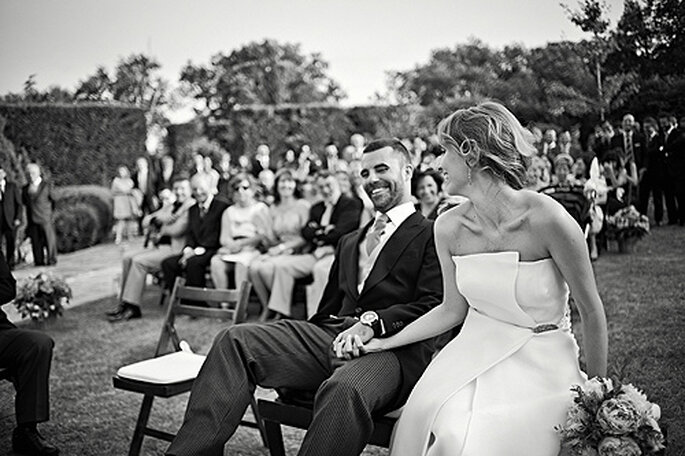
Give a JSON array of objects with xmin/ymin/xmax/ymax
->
[
  {"xmin": 366, "ymin": 214, "xmax": 389, "ymax": 256},
  {"xmin": 199, "ymin": 204, "xmax": 207, "ymax": 218},
  {"xmin": 625, "ymin": 133, "xmax": 633, "ymax": 162}
]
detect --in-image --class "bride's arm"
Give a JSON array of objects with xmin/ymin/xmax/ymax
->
[
  {"xmin": 540, "ymin": 198, "xmax": 608, "ymax": 378},
  {"xmin": 363, "ymin": 215, "xmax": 469, "ymax": 353}
]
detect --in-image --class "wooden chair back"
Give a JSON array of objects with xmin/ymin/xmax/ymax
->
[{"xmin": 155, "ymin": 277, "xmax": 251, "ymax": 357}]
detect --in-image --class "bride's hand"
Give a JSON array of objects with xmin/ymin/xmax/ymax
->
[{"xmin": 361, "ymin": 338, "xmax": 387, "ymax": 354}]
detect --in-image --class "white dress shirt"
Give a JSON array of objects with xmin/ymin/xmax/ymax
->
[{"xmin": 358, "ymin": 201, "xmax": 416, "ymax": 292}]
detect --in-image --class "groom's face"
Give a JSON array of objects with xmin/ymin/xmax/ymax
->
[{"xmin": 360, "ymin": 146, "xmax": 411, "ymax": 213}]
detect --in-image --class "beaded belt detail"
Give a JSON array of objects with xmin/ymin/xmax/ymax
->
[{"xmin": 532, "ymin": 324, "xmax": 559, "ymax": 334}]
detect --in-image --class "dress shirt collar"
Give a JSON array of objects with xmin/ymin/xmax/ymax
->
[
  {"xmin": 201, "ymin": 194, "xmax": 214, "ymax": 211},
  {"xmin": 377, "ymin": 201, "xmax": 416, "ymax": 229}
]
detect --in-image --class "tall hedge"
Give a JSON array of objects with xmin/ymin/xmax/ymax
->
[
  {"xmin": 167, "ymin": 103, "xmax": 433, "ymax": 162},
  {"xmin": 0, "ymin": 103, "xmax": 147, "ymax": 186}
]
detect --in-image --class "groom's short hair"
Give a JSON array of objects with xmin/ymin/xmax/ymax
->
[{"xmin": 363, "ymin": 138, "xmax": 411, "ymax": 165}]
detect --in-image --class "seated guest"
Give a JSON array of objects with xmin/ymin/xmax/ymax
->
[
  {"xmin": 0, "ymin": 251, "xmax": 59, "ymax": 455},
  {"xmin": 209, "ymin": 174, "xmax": 269, "ymax": 292},
  {"xmin": 161, "ymin": 174, "xmax": 228, "ymax": 294},
  {"xmin": 107, "ymin": 177, "xmax": 194, "ymax": 322},
  {"xmin": 262, "ymin": 171, "xmax": 362, "ymax": 319},
  {"xmin": 248, "ymin": 170, "xmax": 310, "ymax": 317},
  {"xmin": 165, "ymin": 138, "xmax": 443, "ymax": 456},
  {"xmin": 0, "ymin": 166, "xmax": 23, "ymax": 269},
  {"xmin": 550, "ymin": 153, "xmax": 580, "ymax": 186},
  {"xmin": 412, "ymin": 168, "xmax": 445, "ymax": 220}
]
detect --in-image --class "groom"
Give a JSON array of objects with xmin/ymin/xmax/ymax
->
[{"xmin": 166, "ymin": 138, "xmax": 443, "ymax": 456}]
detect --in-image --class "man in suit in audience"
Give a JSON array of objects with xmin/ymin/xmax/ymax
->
[
  {"xmin": 0, "ymin": 167, "xmax": 23, "ymax": 269},
  {"xmin": 0, "ymin": 251, "xmax": 59, "ymax": 455},
  {"xmin": 133, "ymin": 156, "xmax": 159, "ymax": 235},
  {"xmin": 161, "ymin": 174, "xmax": 229, "ymax": 292},
  {"xmin": 638, "ymin": 117, "xmax": 667, "ymax": 224},
  {"xmin": 108, "ymin": 176, "xmax": 195, "ymax": 322},
  {"xmin": 660, "ymin": 114, "xmax": 680, "ymax": 224},
  {"xmin": 663, "ymin": 115, "xmax": 685, "ymax": 225},
  {"xmin": 22, "ymin": 163, "xmax": 57, "ymax": 266},
  {"xmin": 263, "ymin": 170, "xmax": 362, "ymax": 318},
  {"xmin": 611, "ymin": 113, "xmax": 644, "ymax": 206},
  {"xmin": 166, "ymin": 138, "xmax": 444, "ymax": 456}
]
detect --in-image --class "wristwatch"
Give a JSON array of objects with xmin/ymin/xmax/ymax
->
[{"xmin": 359, "ymin": 311, "xmax": 383, "ymax": 337}]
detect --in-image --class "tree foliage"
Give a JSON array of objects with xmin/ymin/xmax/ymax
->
[{"xmin": 179, "ymin": 40, "xmax": 345, "ymax": 119}]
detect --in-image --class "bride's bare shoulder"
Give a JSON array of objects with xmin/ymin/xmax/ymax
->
[{"xmin": 434, "ymin": 200, "xmax": 473, "ymax": 237}]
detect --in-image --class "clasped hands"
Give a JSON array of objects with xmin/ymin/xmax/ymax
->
[{"xmin": 332, "ymin": 322, "xmax": 385, "ymax": 360}]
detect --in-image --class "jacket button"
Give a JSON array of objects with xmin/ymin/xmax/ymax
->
[{"xmin": 354, "ymin": 307, "xmax": 362, "ymax": 314}]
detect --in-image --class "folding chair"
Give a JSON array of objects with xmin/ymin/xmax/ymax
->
[
  {"xmin": 257, "ymin": 391, "xmax": 400, "ymax": 456},
  {"xmin": 112, "ymin": 277, "xmax": 266, "ymax": 456}
]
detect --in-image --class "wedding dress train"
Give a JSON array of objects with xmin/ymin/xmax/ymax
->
[{"xmin": 390, "ymin": 251, "xmax": 586, "ymax": 456}]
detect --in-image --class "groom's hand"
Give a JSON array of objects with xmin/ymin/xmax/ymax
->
[{"xmin": 333, "ymin": 322, "xmax": 374, "ymax": 360}]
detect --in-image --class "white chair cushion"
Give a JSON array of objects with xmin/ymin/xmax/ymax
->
[{"xmin": 117, "ymin": 351, "xmax": 207, "ymax": 384}]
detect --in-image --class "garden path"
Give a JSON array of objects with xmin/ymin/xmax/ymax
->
[{"xmin": 2, "ymin": 237, "xmax": 145, "ymax": 324}]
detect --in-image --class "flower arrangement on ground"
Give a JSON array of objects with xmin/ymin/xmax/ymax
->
[
  {"xmin": 605, "ymin": 205, "xmax": 650, "ymax": 241},
  {"xmin": 12, "ymin": 272, "xmax": 72, "ymax": 322},
  {"xmin": 557, "ymin": 377, "xmax": 666, "ymax": 456}
]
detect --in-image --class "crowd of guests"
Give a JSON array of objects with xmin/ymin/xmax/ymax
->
[{"xmin": 107, "ymin": 134, "xmax": 457, "ymax": 322}]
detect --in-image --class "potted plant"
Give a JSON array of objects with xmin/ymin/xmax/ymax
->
[
  {"xmin": 12, "ymin": 272, "xmax": 72, "ymax": 325},
  {"xmin": 605, "ymin": 205, "xmax": 650, "ymax": 253}
]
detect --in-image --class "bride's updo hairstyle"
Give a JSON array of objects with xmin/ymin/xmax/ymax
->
[{"xmin": 437, "ymin": 101, "xmax": 536, "ymax": 189}]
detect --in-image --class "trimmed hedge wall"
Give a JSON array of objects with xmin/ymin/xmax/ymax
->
[
  {"xmin": 0, "ymin": 103, "xmax": 147, "ymax": 186},
  {"xmin": 167, "ymin": 103, "xmax": 435, "ymax": 162},
  {"xmin": 53, "ymin": 185, "xmax": 113, "ymax": 253}
]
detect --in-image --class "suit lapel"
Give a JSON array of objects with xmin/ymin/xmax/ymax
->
[
  {"xmin": 359, "ymin": 212, "xmax": 424, "ymax": 297},
  {"xmin": 342, "ymin": 224, "xmax": 368, "ymax": 299}
]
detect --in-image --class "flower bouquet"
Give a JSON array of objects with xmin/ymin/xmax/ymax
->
[
  {"xmin": 605, "ymin": 205, "xmax": 650, "ymax": 253},
  {"xmin": 557, "ymin": 377, "xmax": 666, "ymax": 456},
  {"xmin": 12, "ymin": 272, "xmax": 72, "ymax": 322}
]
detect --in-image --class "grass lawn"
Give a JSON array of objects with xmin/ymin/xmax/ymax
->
[{"xmin": 1, "ymin": 225, "xmax": 683, "ymax": 455}]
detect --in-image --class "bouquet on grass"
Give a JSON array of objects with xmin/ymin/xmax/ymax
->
[
  {"xmin": 605, "ymin": 205, "xmax": 650, "ymax": 241},
  {"xmin": 557, "ymin": 377, "xmax": 665, "ymax": 456},
  {"xmin": 12, "ymin": 272, "xmax": 72, "ymax": 322}
]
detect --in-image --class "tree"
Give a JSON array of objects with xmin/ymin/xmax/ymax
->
[
  {"xmin": 563, "ymin": 0, "xmax": 614, "ymax": 120},
  {"xmin": 74, "ymin": 54, "xmax": 169, "ymax": 127},
  {"xmin": 1, "ymin": 75, "xmax": 74, "ymax": 104},
  {"xmin": 179, "ymin": 40, "xmax": 345, "ymax": 119}
]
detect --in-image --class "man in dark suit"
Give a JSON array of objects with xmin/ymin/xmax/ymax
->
[
  {"xmin": 161, "ymin": 174, "xmax": 229, "ymax": 291},
  {"xmin": 0, "ymin": 251, "xmax": 59, "ymax": 455},
  {"xmin": 638, "ymin": 117, "xmax": 667, "ymax": 224},
  {"xmin": 133, "ymin": 156, "xmax": 160, "ymax": 235},
  {"xmin": 166, "ymin": 139, "xmax": 444, "ymax": 456},
  {"xmin": 663, "ymin": 115, "xmax": 685, "ymax": 225},
  {"xmin": 611, "ymin": 114, "xmax": 644, "ymax": 206},
  {"xmin": 22, "ymin": 163, "xmax": 57, "ymax": 266},
  {"xmin": 0, "ymin": 167, "xmax": 23, "ymax": 268},
  {"xmin": 261, "ymin": 170, "xmax": 363, "ymax": 318}
]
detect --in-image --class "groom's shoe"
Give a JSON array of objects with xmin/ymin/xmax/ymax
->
[{"xmin": 12, "ymin": 426, "xmax": 60, "ymax": 456}]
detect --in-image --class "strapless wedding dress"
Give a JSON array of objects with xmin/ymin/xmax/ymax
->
[{"xmin": 390, "ymin": 251, "xmax": 586, "ymax": 456}]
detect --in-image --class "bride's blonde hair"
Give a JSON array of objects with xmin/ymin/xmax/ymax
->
[{"xmin": 437, "ymin": 101, "xmax": 535, "ymax": 190}]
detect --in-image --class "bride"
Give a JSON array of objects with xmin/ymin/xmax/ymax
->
[{"xmin": 362, "ymin": 102, "xmax": 608, "ymax": 455}]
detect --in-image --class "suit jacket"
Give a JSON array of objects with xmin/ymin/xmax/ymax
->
[
  {"xmin": 643, "ymin": 132, "xmax": 666, "ymax": 179},
  {"xmin": 301, "ymin": 195, "xmax": 363, "ymax": 249},
  {"xmin": 184, "ymin": 198, "xmax": 229, "ymax": 250},
  {"xmin": 0, "ymin": 180, "xmax": 22, "ymax": 228},
  {"xmin": 0, "ymin": 250, "xmax": 17, "ymax": 330},
  {"xmin": 22, "ymin": 181, "xmax": 54, "ymax": 225},
  {"xmin": 663, "ymin": 127, "xmax": 685, "ymax": 177},
  {"xmin": 310, "ymin": 211, "xmax": 443, "ymax": 407},
  {"xmin": 611, "ymin": 131, "xmax": 645, "ymax": 169}
]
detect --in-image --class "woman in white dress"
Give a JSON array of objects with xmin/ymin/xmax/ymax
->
[{"xmin": 362, "ymin": 102, "xmax": 608, "ymax": 455}]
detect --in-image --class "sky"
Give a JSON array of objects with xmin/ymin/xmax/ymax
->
[{"xmin": 0, "ymin": 0, "xmax": 624, "ymax": 122}]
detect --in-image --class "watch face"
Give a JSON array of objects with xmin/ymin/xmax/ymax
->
[{"xmin": 361, "ymin": 312, "xmax": 377, "ymax": 324}]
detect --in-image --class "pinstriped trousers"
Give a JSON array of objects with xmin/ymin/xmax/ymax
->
[{"xmin": 166, "ymin": 319, "xmax": 402, "ymax": 456}]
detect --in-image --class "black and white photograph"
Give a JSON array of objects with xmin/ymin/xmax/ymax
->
[{"xmin": 0, "ymin": 0, "xmax": 683, "ymax": 454}]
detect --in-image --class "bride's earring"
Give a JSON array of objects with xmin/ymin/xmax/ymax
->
[{"xmin": 467, "ymin": 166, "xmax": 472, "ymax": 185}]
